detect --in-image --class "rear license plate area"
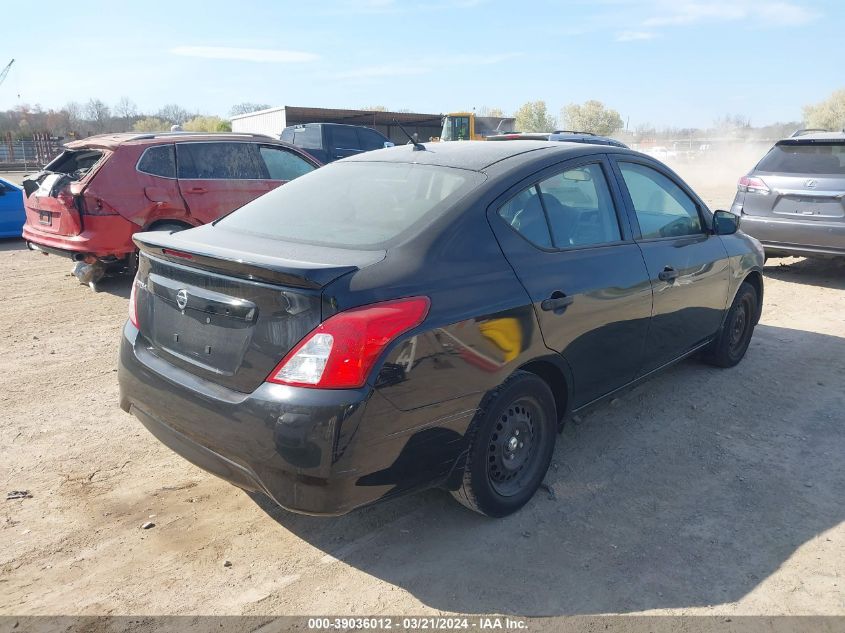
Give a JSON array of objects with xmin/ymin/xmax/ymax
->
[
  {"xmin": 149, "ymin": 298, "xmax": 252, "ymax": 375},
  {"xmin": 39, "ymin": 211, "xmax": 52, "ymax": 226}
]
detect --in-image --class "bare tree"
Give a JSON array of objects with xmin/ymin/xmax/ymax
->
[
  {"xmin": 157, "ymin": 104, "xmax": 190, "ymax": 125},
  {"xmin": 85, "ymin": 98, "xmax": 111, "ymax": 132},
  {"xmin": 114, "ymin": 96, "xmax": 138, "ymax": 120},
  {"xmin": 229, "ymin": 102, "xmax": 272, "ymax": 116}
]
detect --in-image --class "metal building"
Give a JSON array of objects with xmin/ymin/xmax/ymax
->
[{"xmin": 230, "ymin": 106, "xmax": 444, "ymax": 144}]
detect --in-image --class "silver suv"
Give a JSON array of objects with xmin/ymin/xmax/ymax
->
[{"xmin": 731, "ymin": 130, "xmax": 845, "ymax": 259}]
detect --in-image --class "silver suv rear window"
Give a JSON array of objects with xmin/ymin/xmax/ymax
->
[
  {"xmin": 217, "ymin": 161, "xmax": 484, "ymax": 249},
  {"xmin": 756, "ymin": 142, "xmax": 845, "ymax": 175}
]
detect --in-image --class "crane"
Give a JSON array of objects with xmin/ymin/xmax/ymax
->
[{"xmin": 0, "ymin": 59, "xmax": 14, "ymax": 88}]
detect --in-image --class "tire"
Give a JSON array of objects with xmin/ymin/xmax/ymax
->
[
  {"xmin": 451, "ymin": 371, "xmax": 557, "ymax": 517},
  {"xmin": 702, "ymin": 281, "xmax": 758, "ymax": 368}
]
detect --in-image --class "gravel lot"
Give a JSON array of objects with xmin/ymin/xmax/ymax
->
[{"xmin": 1, "ymin": 166, "xmax": 843, "ymax": 616}]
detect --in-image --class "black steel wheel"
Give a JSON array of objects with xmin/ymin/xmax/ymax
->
[
  {"xmin": 703, "ymin": 281, "xmax": 758, "ymax": 368},
  {"xmin": 452, "ymin": 371, "xmax": 557, "ymax": 517}
]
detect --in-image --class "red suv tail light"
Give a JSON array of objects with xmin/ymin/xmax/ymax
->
[
  {"xmin": 737, "ymin": 176, "xmax": 770, "ymax": 194},
  {"xmin": 267, "ymin": 297, "xmax": 430, "ymax": 389},
  {"xmin": 128, "ymin": 279, "xmax": 139, "ymax": 328}
]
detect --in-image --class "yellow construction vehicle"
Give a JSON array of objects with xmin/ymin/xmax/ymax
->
[{"xmin": 438, "ymin": 112, "xmax": 516, "ymax": 141}]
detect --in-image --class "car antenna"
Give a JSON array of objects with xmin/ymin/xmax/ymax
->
[{"xmin": 393, "ymin": 118, "xmax": 425, "ymax": 151}]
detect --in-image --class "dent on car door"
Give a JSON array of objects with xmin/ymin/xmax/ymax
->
[
  {"xmin": 490, "ymin": 157, "xmax": 653, "ymax": 407},
  {"xmin": 131, "ymin": 144, "xmax": 187, "ymax": 226},
  {"xmin": 611, "ymin": 158, "xmax": 731, "ymax": 372},
  {"xmin": 176, "ymin": 142, "xmax": 271, "ymax": 222}
]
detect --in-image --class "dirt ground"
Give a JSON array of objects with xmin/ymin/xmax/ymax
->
[{"xmin": 0, "ymin": 166, "xmax": 843, "ymax": 617}]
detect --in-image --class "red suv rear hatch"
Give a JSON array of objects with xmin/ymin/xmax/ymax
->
[{"xmin": 23, "ymin": 148, "xmax": 109, "ymax": 236}]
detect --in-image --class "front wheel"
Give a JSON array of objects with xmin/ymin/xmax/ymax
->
[
  {"xmin": 451, "ymin": 371, "xmax": 557, "ymax": 517},
  {"xmin": 702, "ymin": 281, "xmax": 758, "ymax": 368}
]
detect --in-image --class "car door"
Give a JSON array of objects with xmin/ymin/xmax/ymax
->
[
  {"xmin": 176, "ymin": 141, "xmax": 271, "ymax": 223},
  {"xmin": 609, "ymin": 156, "xmax": 731, "ymax": 372},
  {"xmin": 489, "ymin": 156, "xmax": 653, "ymax": 407}
]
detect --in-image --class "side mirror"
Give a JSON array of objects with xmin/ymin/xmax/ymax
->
[
  {"xmin": 384, "ymin": 141, "xmax": 395, "ymax": 148},
  {"xmin": 713, "ymin": 209, "xmax": 739, "ymax": 235}
]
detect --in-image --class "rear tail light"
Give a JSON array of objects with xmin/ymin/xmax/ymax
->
[
  {"xmin": 128, "ymin": 279, "xmax": 139, "ymax": 328},
  {"xmin": 737, "ymin": 176, "xmax": 770, "ymax": 194},
  {"xmin": 267, "ymin": 296, "xmax": 430, "ymax": 389}
]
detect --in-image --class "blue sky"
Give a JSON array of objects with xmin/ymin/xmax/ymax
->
[{"xmin": 3, "ymin": 0, "xmax": 841, "ymax": 128}]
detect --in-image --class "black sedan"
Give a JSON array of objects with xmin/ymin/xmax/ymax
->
[{"xmin": 118, "ymin": 140, "xmax": 764, "ymax": 517}]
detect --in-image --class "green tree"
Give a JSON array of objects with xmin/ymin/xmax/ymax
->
[
  {"xmin": 514, "ymin": 101, "xmax": 555, "ymax": 132},
  {"xmin": 803, "ymin": 89, "xmax": 845, "ymax": 130},
  {"xmin": 561, "ymin": 100, "xmax": 623, "ymax": 135},
  {"xmin": 183, "ymin": 115, "xmax": 229, "ymax": 132},
  {"xmin": 132, "ymin": 117, "xmax": 169, "ymax": 132}
]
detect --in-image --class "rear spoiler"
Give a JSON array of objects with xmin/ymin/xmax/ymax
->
[{"xmin": 133, "ymin": 229, "xmax": 368, "ymax": 290}]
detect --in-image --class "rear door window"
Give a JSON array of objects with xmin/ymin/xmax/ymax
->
[
  {"xmin": 538, "ymin": 163, "xmax": 621, "ymax": 248},
  {"xmin": 259, "ymin": 146, "xmax": 316, "ymax": 181},
  {"xmin": 497, "ymin": 186, "xmax": 553, "ymax": 249},
  {"xmin": 176, "ymin": 142, "xmax": 264, "ymax": 180},
  {"xmin": 331, "ymin": 126, "xmax": 360, "ymax": 151},
  {"xmin": 137, "ymin": 145, "xmax": 176, "ymax": 178},
  {"xmin": 756, "ymin": 142, "xmax": 845, "ymax": 175}
]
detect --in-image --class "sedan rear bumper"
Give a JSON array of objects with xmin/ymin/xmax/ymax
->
[
  {"xmin": 740, "ymin": 214, "xmax": 845, "ymax": 258},
  {"xmin": 117, "ymin": 323, "xmax": 473, "ymax": 515}
]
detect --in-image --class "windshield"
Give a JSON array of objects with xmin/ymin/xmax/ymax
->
[
  {"xmin": 441, "ymin": 116, "xmax": 471, "ymax": 142},
  {"xmin": 757, "ymin": 142, "xmax": 845, "ymax": 175},
  {"xmin": 217, "ymin": 161, "xmax": 484, "ymax": 249}
]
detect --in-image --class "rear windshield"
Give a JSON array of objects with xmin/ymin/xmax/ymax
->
[
  {"xmin": 45, "ymin": 149, "xmax": 105, "ymax": 180},
  {"xmin": 217, "ymin": 161, "xmax": 484, "ymax": 249},
  {"xmin": 756, "ymin": 142, "xmax": 845, "ymax": 175}
]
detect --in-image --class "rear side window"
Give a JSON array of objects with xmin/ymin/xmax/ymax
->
[
  {"xmin": 177, "ymin": 142, "xmax": 264, "ymax": 179},
  {"xmin": 217, "ymin": 162, "xmax": 483, "ymax": 249},
  {"xmin": 619, "ymin": 162, "xmax": 703, "ymax": 239},
  {"xmin": 259, "ymin": 146, "xmax": 315, "ymax": 181},
  {"xmin": 292, "ymin": 126, "xmax": 322, "ymax": 150},
  {"xmin": 756, "ymin": 142, "xmax": 845, "ymax": 175},
  {"xmin": 498, "ymin": 187, "xmax": 552, "ymax": 248},
  {"xmin": 358, "ymin": 128, "xmax": 388, "ymax": 151},
  {"xmin": 137, "ymin": 145, "xmax": 176, "ymax": 178}
]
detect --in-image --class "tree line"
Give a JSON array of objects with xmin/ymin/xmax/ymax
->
[
  {"xmin": 2, "ymin": 90, "xmax": 843, "ymax": 141},
  {"xmin": 0, "ymin": 101, "xmax": 275, "ymax": 139}
]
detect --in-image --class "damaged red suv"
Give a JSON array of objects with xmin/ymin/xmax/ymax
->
[{"xmin": 22, "ymin": 133, "xmax": 319, "ymax": 289}]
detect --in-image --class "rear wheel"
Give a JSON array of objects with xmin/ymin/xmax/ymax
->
[
  {"xmin": 451, "ymin": 371, "xmax": 556, "ymax": 517},
  {"xmin": 702, "ymin": 281, "xmax": 758, "ymax": 368}
]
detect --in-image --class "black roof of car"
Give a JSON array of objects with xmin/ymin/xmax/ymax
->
[{"xmin": 344, "ymin": 140, "xmax": 628, "ymax": 171}]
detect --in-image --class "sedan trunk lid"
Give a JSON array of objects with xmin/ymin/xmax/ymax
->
[{"xmin": 132, "ymin": 225, "xmax": 385, "ymax": 392}]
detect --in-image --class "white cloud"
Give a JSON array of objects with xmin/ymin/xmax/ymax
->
[
  {"xmin": 616, "ymin": 30, "xmax": 657, "ymax": 41},
  {"xmin": 171, "ymin": 46, "xmax": 319, "ymax": 63},
  {"xmin": 643, "ymin": 1, "xmax": 819, "ymax": 28}
]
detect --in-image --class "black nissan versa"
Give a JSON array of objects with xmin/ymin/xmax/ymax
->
[{"xmin": 118, "ymin": 140, "xmax": 764, "ymax": 517}]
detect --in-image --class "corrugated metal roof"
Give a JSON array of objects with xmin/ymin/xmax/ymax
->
[{"xmin": 230, "ymin": 105, "xmax": 442, "ymax": 127}]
